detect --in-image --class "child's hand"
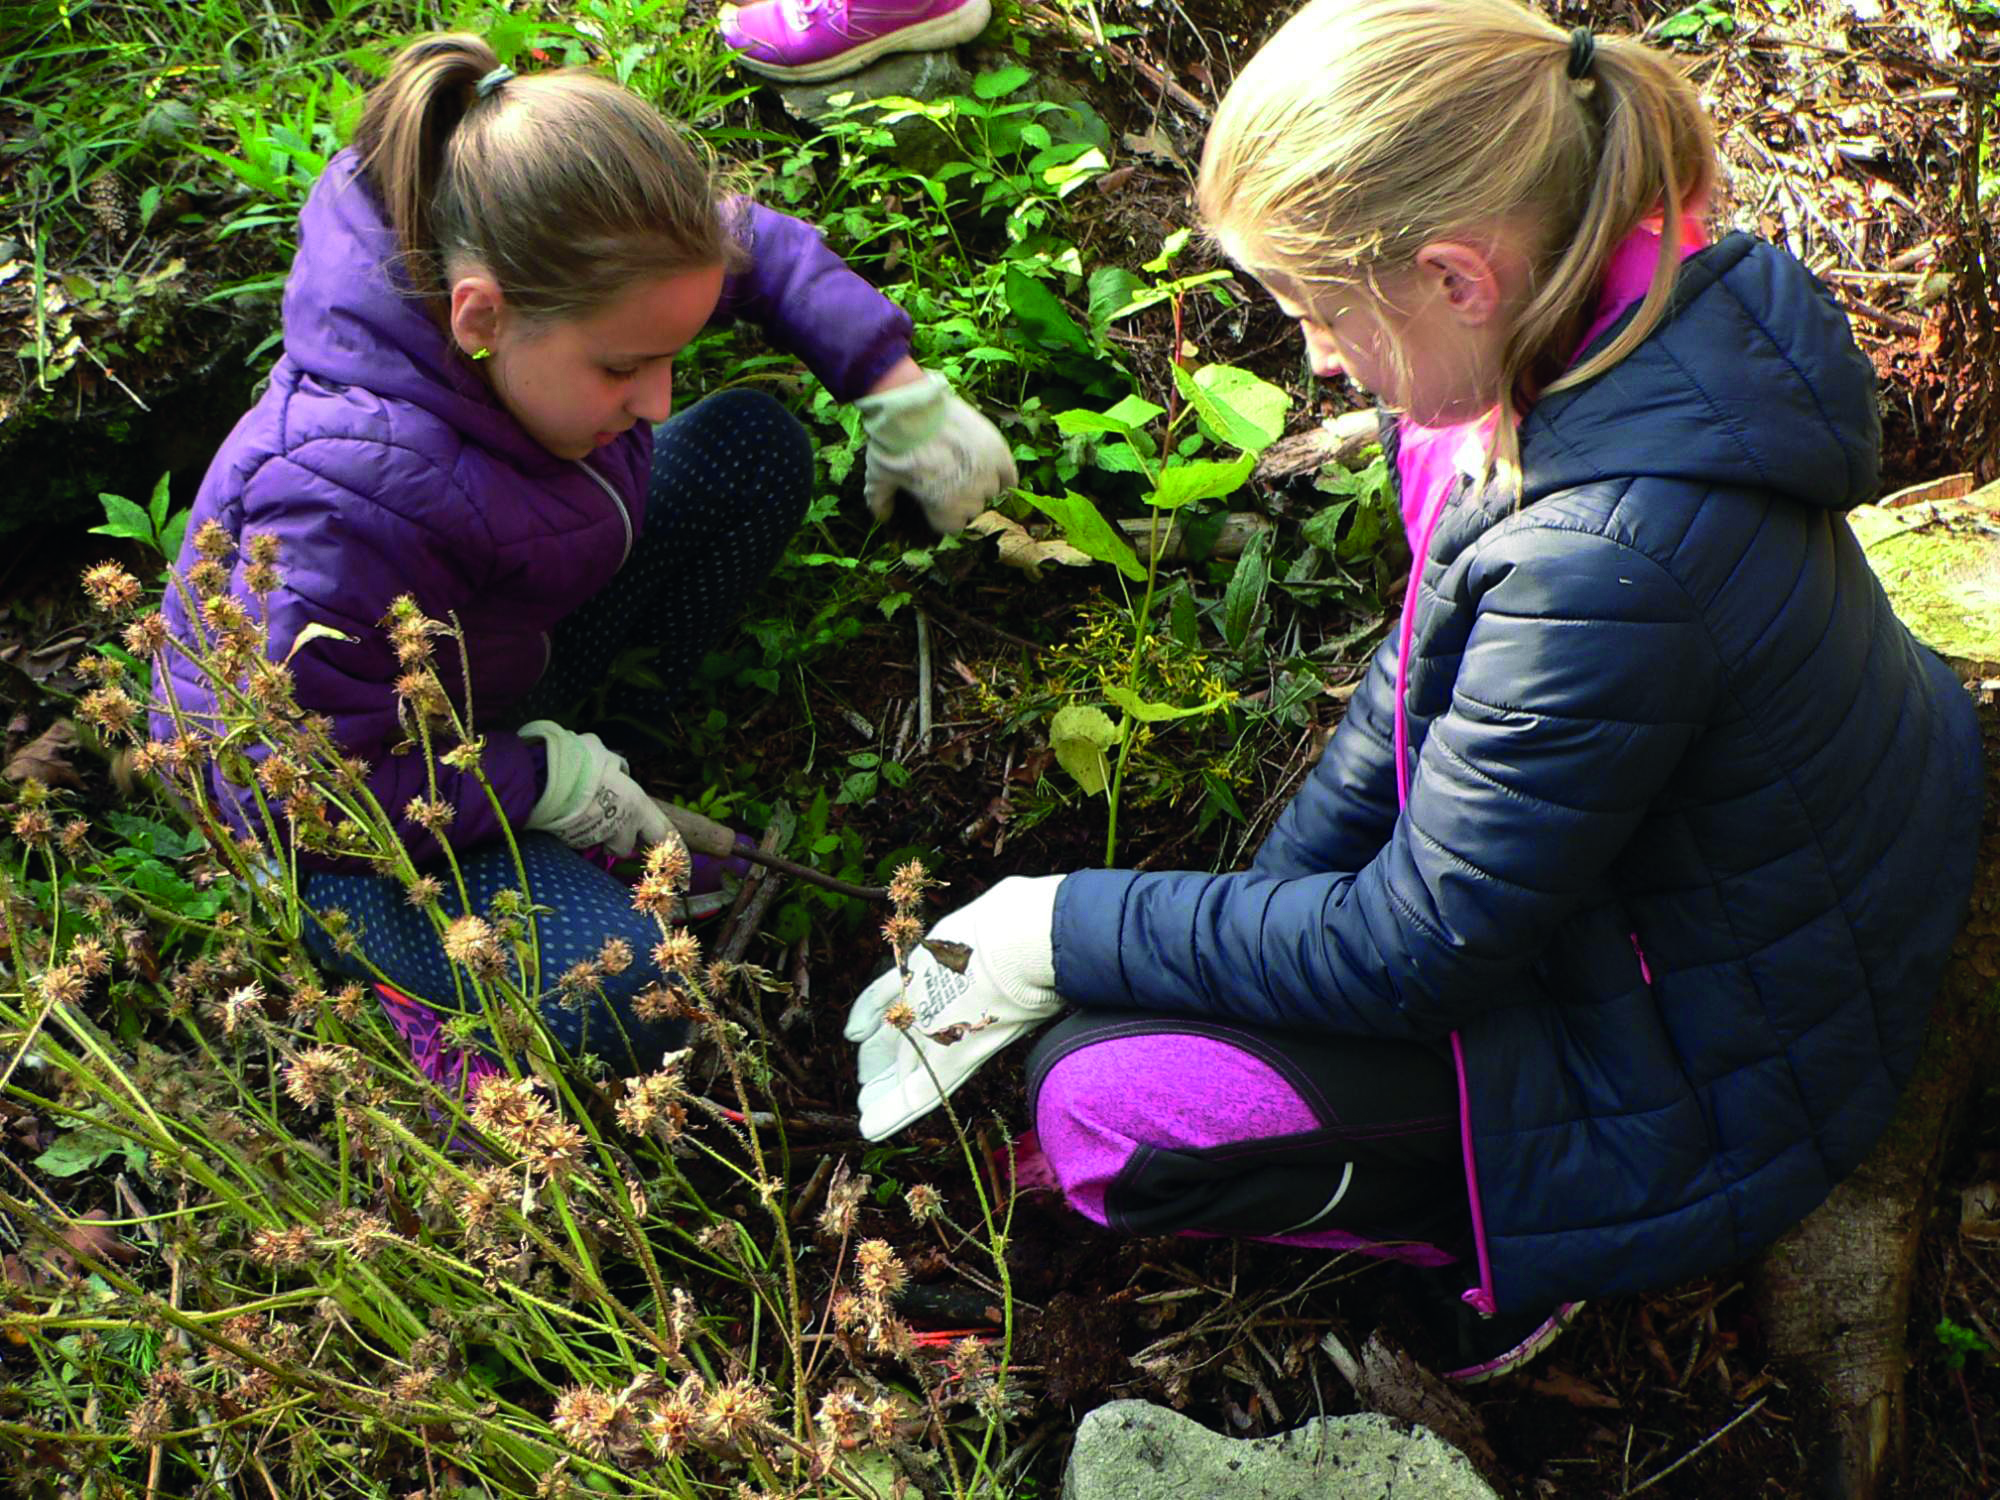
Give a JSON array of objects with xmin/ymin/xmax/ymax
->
[
  {"xmin": 855, "ymin": 369, "xmax": 1017, "ymax": 533},
  {"xmin": 845, "ymin": 874, "xmax": 1065, "ymax": 1140},
  {"xmin": 517, "ymin": 721, "xmax": 679, "ymax": 858}
]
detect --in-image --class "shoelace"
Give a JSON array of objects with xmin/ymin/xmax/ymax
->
[{"xmin": 781, "ymin": 0, "xmax": 839, "ymax": 29}]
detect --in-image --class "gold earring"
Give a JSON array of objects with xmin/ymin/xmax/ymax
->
[{"xmin": 470, "ymin": 346, "xmax": 493, "ymax": 361}]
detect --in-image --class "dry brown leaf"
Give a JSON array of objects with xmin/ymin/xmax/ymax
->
[
  {"xmin": 963, "ymin": 510, "xmax": 1092, "ymax": 579},
  {"xmin": 57, "ymin": 1209, "xmax": 135, "ymax": 1273},
  {"xmin": 3, "ymin": 719, "xmax": 82, "ymax": 788},
  {"xmin": 1528, "ymin": 1366, "xmax": 1623, "ymax": 1409}
]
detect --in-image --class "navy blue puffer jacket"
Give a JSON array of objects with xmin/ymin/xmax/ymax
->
[{"xmin": 1050, "ymin": 235, "xmax": 1983, "ymax": 1314}]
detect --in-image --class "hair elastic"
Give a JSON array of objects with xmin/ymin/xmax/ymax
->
[
  {"xmin": 475, "ymin": 65, "xmax": 514, "ymax": 99},
  {"xmin": 1566, "ymin": 27, "xmax": 1596, "ymax": 80}
]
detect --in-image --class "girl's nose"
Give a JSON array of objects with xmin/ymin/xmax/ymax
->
[
  {"xmin": 1302, "ymin": 321, "xmax": 1343, "ymax": 380},
  {"xmin": 629, "ymin": 364, "xmax": 675, "ymax": 424}
]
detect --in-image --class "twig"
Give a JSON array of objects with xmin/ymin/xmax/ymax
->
[
  {"xmin": 1019, "ymin": 1, "xmax": 1210, "ymax": 119},
  {"xmin": 1621, "ymin": 1395, "xmax": 1768, "ymax": 1496},
  {"xmin": 1845, "ymin": 297, "xmax": 1927, "ymax": 338},
  {"xmin": 914, "ymin": 608, "xmax": 934, "ymax": 757},
  {"xmin": 735, "ymin": 846, "xmax": 887, "ymax": 903}
]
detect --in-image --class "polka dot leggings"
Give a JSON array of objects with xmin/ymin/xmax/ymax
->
[{"xmin": 301, "ymin": 389, "xmax": 814, "ymax": 1077}]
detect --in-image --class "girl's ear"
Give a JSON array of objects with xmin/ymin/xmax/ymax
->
[
  {"xmin": 1413, "ymin": 241, "xmax": 1505, "ymax": 328},
  {"xmin": 447, "ymin": 271, "xmax": 506, "ymax": 358}
]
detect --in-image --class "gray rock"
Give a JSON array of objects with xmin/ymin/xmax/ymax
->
[
  {"xmin": 770, "ymin": 52, "xmax": 976, "ymax": 176},
  {"xmin": 1062, "ymin": 1399, "xmax": 1500, "ymax": 1500},
  {"xmin": 767, "ymin": 53, "xmax": 1108, "ymax": 177}
]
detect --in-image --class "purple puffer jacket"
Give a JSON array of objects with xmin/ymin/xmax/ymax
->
[{"xmin": 154, "ymin": 148, "xmax": 911, "ymax": 866}]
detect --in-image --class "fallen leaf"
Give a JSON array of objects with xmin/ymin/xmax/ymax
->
[
  {"xmin": 4, "ymin": 719, "xmax": 82, "ymax": 788},
  {"xmin": 1961, "ymin": 1180, "xmax": 2000, "ymax": 1241},
  {"xmin": 963, "ymin": 510, "xmax": 1093, "ymax": 579},
  {"xmin": 921, "ymin": 938, "xmax": 973, "ymax": 974},
  {"xmin": 57, "ymin": 1209, "xmax": 136, "ymax": 1273},
  {"xmin": 1528, "ymin": 1367, "xmax": 1622, "ymax": 1409}
]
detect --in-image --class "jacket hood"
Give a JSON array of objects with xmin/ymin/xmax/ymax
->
[
  {"xmin": 280, "ymin": 149, "xmax": 567, "ymax": 476},
  {"xmin": 1522, "ymin": 234, "xmax": 1881, "ymax": 513}
]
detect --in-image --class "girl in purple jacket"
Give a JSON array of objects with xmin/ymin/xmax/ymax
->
[{"xmin": 158, "ymin": 34, "xmax": 1016, "ymax": 1080}]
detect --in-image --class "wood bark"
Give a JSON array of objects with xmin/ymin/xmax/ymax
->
[{"xmin": 1752, "ymin": 677, "xmax": 2000, "ymax": 1498}]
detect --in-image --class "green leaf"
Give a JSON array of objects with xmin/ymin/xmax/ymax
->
[
  {"xmin": 1301, "ymin": 497, "xmax": 1356, "ymax": 553},
  {"xmin": 34, "ymin": 1126, "xmax": 146, "ymax": 1179},
  {"xmin": 879, "ymin": 591, "xmax": 911, "ymax": 620},
  {"xmin": 146, "ymin": 471, "xmax": 172, "ymax": 532},
  {"xmin": 1055, "ymin": 393, "xmax": 1165, "ymax": 440},
  {"xmin": 1173, "ymin": 363, "xmax": 1290, "ymax": 455},
  {"xmin": 1169, "ymin": 585, "xmax": 1201, "ymax": 649},
  {"xmin": 157, "ymin": 508, "xmax": 191, "ymax": 563},
  {"xmin": 90, "ymin": 492, "xmax": 153, "ymax": 543},
  {"xmin": 1151, "ymin": 453, "xmax": 1254, "ymax": 511},
  {"xmin": 1049, "ymin": 705, "xmax": 1118, "ymax": 796},
  {"xmin": 1102, "ymin": 683, "xmax": 1230, "ymax": 723},
  {"xmin": 1143, "ymin": 227, "xmax": 1194, "ymax": 273},
  {"xmin": 1222, "ymin": 526, "xmax": 1274, "ymax": 650},
  {"xmin": 1087, "ymin": 266, "xmax": 1146, "ymax": 330},
  {"xmin": 1005, "ymin": 267, "xmax": 1094, "ymax": 355},
  {"xmin": 973, "ymin": 65, "xmax": 1034, "ymax": 99},
  {"xmin": 1092, "ymin": 441, "xmax": 1148, "ymax": 475},
  {"xmin": 1019, "ymin": 491, "xmax": 1146, "ymax": 581}
]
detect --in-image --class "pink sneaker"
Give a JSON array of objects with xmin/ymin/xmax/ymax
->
[{"xmin": 719, "ymin": 0, "xmax": 992, "ymax": 83}]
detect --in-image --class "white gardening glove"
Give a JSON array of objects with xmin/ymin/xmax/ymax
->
[
  {"xmin": 845, "ymin": 874, "xmax": 1066, "ymax": 1140},
  {"xmin": 856, "ymin": 370, "xmax": 1018, "ymax": 534},
  {"xmin": 518, "ymin": 720, "xmax": 675, "ymax": 857}
]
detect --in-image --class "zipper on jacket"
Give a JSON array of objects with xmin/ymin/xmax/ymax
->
[
  {"xmin": 572, "ymin": 459, "xmax": 635, "ymax": 567},
  {"xmin": 1391, "ymin": 468, "xmax": 1501, "ymax": 1319},
  {"xmin": 1630, "ymin": 932, "xmax": 1654, "ymax": 985}
]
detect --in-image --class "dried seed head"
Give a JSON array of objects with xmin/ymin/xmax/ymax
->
[
  {"xmin": 78, "ymin": 685, "xmax": 141, "ymax": 741},
  {"xmin": 245, "ymin": 532, "xmax": 281, "ymax": 567},
  {"xmin": 904, "ymin": 1183, "xmax": 944, "ymax": 1223},
  {"xmin": 597, "ymin": 937, "xmax": 633, "ymax": 975},
  {"xmin": 550, "ymin": 1386, "xmax": 620, "ymax": 1458},
  {"xmin": 646, "ymin": 1385, "xmax": 701, "ymax": 1457},
  {"xmin": 249, "ymin": 1224, "xmax": 313, "ymax": 1268},
  {"xmin": 193, "ymin": 519, "xmax": 233, "ymax": 561},
  {"xmin": 699, "ymin": 1379, "xmax": 772, "ymax": 1450},
  {"xmin": 81, "ymin": 562, "xmax": 141, "ymax": 613},
  {"xmin": 650, "ymin": 929, "xmax": 701, "ymax": 974},
  {"xmin": 818, "ymin": 1168, "xmax": 870, "ymax": 1240},
  {"xmin": 284, "ymin": 1048, "xmax": 349, "ymax": 1111},
  {"xmin": 882, "ymin": 911, "xmax": 923, "ymax": 956},
  {"xmin": 643, "ymin": 831, "xmax": 691, "ymax": 892},
  {"xmin": 404, "ymin": 874, "xmax": 442, "ymax": 908},
  {"xmin": 10, "ymin": 807, "xmax": 53, "ymax": 848},
  {"xmin": 185, "ymin": 559, "xmax": 228, "ymax": 599},
  {"xmin": 882, "ymin": 999, "xmax": 916, "ymax": 1031},
  {"xmin": 122, "ymin": 612, "xmax": 169, "ymax": 656},
  {"xmin": 442, "ymin": 915, "xmax": 505, "ymax": 981},
  {"xmin": 854, "ymin": 1239, "xmax": 907, "ymax": 1300},
  {"xmin": 127, "ymin": 1395, "xmax": 171, "ymax": 1444},
  {"xmin": 887, "ymin": 858, "xmax": 932, "ymax": 911},
  {"xmin": 36, "ymin": 963, "xmax": 87, "ymax": 1006},
  {"xmin": 66, "ymin": 938, "xmax": 110, "ymax": 979}
]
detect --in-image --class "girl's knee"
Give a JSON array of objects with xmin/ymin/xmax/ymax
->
[{"xmin": 667, "ymin": 387, "xmax": 813, "ymax": 516}]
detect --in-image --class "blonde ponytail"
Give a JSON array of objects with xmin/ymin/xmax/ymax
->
[
  {"xmin": 352, "ymin": 32, "xmax": 739, "ymax": 322},
  {"xmin": 1198, "ymin": 0, "xmax": 1715, "ymax": 491}
]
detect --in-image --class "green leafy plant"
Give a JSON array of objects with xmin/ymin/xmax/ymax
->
[
  {"xmin": 1024, "ymin": 341, "xmax": 1290, "ymax": 863},
  {"xmin": 91, "ymin": 473, "xmax": 189, "ymax": 563}
]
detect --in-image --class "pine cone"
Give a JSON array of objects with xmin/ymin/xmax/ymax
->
[{"xmin": 86, "ymin": 174, "xmax": 131, "ymax": 241}]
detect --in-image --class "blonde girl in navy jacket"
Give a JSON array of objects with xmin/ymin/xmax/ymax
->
[{"xmin": 842, "ymin": 0, "xmax": 1982, "ymax": 1381}]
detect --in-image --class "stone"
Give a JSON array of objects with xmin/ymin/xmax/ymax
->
[
  {"xmin": 767, "ymin": 53, "xmax": 1109, "ymax": 178},
  {"xmin": 769, "ymin": 52, "xmax": 977, "ymax": 178},
  {"xmin": 1061, "ymin": 1399, "xmax": 1501, "ymax": 1500}
]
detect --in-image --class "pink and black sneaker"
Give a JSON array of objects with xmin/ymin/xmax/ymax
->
[{"xmin": 719, "ymin": 0, "xmax": 992, "ymax": 83}]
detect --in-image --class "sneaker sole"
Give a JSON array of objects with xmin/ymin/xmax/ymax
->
[
  {"xmin": 1446, "ymin": 1300, "xmax": 1585, "ymax": 1385},
  {"xmin": 730, "ymin": 0, "xmax": 993, "ymax": 82}
]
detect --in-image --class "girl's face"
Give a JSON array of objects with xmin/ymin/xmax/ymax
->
[
  {"xmin": 452, "ymin": 264, "xmax": 727, "ymax": 460},
  {"xmin": 1256, "ymin": 259, "xmax": 1511, "ymax": 428}
]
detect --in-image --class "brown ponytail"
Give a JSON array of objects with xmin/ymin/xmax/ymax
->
[
  {"xmin": 1198, "ymin": 0, "xmax": 1717, "ymax": 492},
  {"xmin": 352, "ymin": 31, "xmax": 740, "ymax": 322}
]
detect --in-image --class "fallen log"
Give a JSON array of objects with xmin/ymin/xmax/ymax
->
[{"xmin": 1751, "ymin": 480, "xmax": 2000, "ymax": 1499}]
